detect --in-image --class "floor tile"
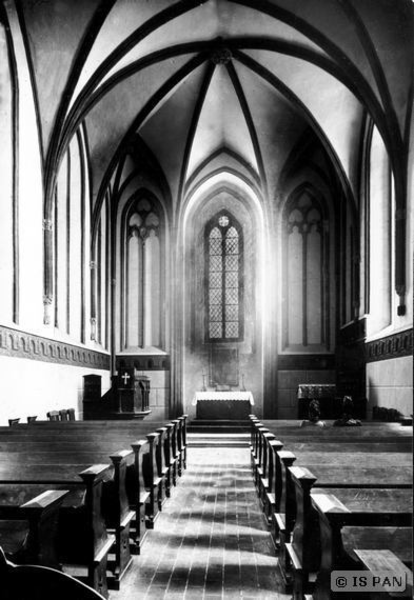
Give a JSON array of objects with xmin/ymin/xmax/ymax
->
[{"xmin": 109, "ymin": 447, "xmax": 289, "ymax": 599}]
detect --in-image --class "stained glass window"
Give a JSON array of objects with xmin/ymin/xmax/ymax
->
[{"xmin": 206, "ymin": 214, "xmax": 242, "ymax": 341}]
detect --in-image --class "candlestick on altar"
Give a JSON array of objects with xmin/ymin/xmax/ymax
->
[{"xmin": 202, "ymin": 373, "xmax": 207, "ymax": 391}]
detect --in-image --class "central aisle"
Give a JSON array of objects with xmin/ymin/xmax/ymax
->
[{"xmin": 113, "ymin": 446, "xmax": 288, "ymax": 599}]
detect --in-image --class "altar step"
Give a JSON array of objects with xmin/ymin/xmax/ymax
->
[
  {"xmin": 187, "ymin": 433, "xmax": 250, "ymax": 447},
  {"xmin": 187, "ymin": 419, "xmax": 250, "ymax": 433},
  {"xmin": 187, "ymin": 419, "xmax": 250, "ymax": 447}
]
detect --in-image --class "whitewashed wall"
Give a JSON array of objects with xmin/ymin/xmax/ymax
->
[{"xmin": 0, "ymin": 355, "xmax": 111, "ymax": 425}]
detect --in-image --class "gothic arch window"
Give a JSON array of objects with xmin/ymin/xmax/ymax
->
[
  {"xmin": 205, "ymin": 212, "xmax": 243, "ymax": 342},
  {"xmin": 282, "ymin": 191, "xmax": 330, "ymax": 350},
  {"xmin": 124, "ymin": 196, "xmax": 162, "ymax": 349}
]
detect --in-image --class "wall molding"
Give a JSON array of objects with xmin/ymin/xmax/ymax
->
[
  {"xmin": 365, "ymin": 329, "xmax": 412, "ymax": 363},
  {"xmin": 117, "ymin": 354, "xmax": 170, "ymax": 371},
  {"xmin": 0, "ymin": 324, "xmax": 110, "ymax": 370},
  {"xmin": 278, "ymin": 354, "xmax": 335, "ymax": 370}
]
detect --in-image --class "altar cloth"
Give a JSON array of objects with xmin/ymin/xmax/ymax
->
[{"xmin": 192, "ymin": 391, "xmax": 254, "ymax": 406}]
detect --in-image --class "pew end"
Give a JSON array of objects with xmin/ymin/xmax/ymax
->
[
  {"xmin": 58, "ymin": 464, "xmax": 115, "ymax": 598},
  {"xmin": 47, "ymin": 411, "xmax": 60, "ymax": 421},
  {"xmin": 0, "ymin": 488, "xmax": 70, "ymax": 569},
  {"xmin": 130, "ymin": 439, "xmax": 151, "ymax": 551},
  {"xmin": 0, "ymin": 545, "xmax": 106, "ymax": 600},
  {"xmin": 311, "ymin": 492, "xmax": 413, "ymax": 600},
  {"xmin": 106, "ymin": 450, "xmax": 135, "ymax": 589},
  {"xmin": 285, "ymin": 466, "xmax": 319, "ymax": 598}
]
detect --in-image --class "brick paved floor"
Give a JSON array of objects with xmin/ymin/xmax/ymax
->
[{"xmin": 111, "ymin": 447, "xmax": 288, "ymax": 599}]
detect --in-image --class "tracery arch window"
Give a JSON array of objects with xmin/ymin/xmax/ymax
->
[
  {"xmin": 282, "ymin": 192, "xmax": 330, "ymax": 350},
  {"xmin": 124, "ymin": 197, "xmax": 161, "ymax": 349},
  {"xmin": 205, "ymin": 212, "xmax": 243, "ymax": 341}
]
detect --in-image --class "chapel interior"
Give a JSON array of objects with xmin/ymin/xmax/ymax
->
[{"xmin": 0, "ymin": 0, "xmax": 413, "ymax": 597}]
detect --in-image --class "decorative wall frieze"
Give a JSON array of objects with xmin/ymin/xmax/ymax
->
[
  {"xmin": 0, "ymin": 324, "xmax": 110, "ymax": 370},
  {"xmin": 117, "ymin": 354, "xmax": 170, "ymax": 371},
  {"xmin": 365, "ymin": 329, "xmax": 412, "ymax": 363},
  {"xmin": 278, "ymin": 354, "xmax": 336, "ymax": 370}
]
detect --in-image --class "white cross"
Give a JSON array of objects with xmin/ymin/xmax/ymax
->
[{"xmin": 121, "ymin": 372, "xmax": 131, "ymax": 386}]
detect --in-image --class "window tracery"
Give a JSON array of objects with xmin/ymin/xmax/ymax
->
[
  {"xmin": 283, "ymin": 192, "xmax": 329, "ymax": 350},
  {"xmin": 125, "ymin": 196, "xmax": 161, "ymax": 349},
  {"xmin": 206, "ymin": 212, "xmax": 243, "ymax": 342}
]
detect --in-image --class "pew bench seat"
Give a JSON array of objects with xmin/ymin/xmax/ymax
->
[
  {"xmin": 342, "ymin": 526, "xmax": 413, "ymax": 570},
  {"xmin": 354, "ymin": 549, "xmax": 413, "ymax": 599},
  {"xmin": 310, "ymin": 491, "xmax": 413, "ymax": 600}
]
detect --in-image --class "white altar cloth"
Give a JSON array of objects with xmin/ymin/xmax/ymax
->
[{"xmin": 192, "ymin": 391, "xmax": 254, "ymax": 406}]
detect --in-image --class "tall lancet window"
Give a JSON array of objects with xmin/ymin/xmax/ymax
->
[
  {"xmin": 125, "ymin": 198, "xmax": 161, "ymax": 349},
  {"xmin": 283, "ymin": 192, "xmax": 329, "ymax": 350},
  {"xmin": 206, "ymin": 212, "xmax": 243, "ymax": 341}
]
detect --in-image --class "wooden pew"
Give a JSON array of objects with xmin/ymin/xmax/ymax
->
[
  {"xmin": 0, "ymin": 545, "xmax": 106, "ymax": 600},
  {"xmin": 251, "ymin": 426, "xmax": 271, "ymax": 491},
  {"xmin": 0, "ymin": 419, "xmax": 185, "ymax": 555},
  {"xmin": 257, "ymin": 418, "xmax": 412, "ymax": 432},
  {"xmin": 271, "ymin": 444, "xmax": 411, "ymax": 557},
  {"xmin": 0, "ymin": 463, "xmax": 114, "ymax": 598},
  {"xmin": 257, "ymin": 431, "xmax": 277, "ymax": 509},
  {"xmin": 47, "ymin": 411, "xmax": 60, "ymax": 421},
  {"xmin": 249, "ymin": 418, "xmax": 411, "ymax": 521},
  {"xmin": 354, "ymin": 549, "xmax": 413, "ymax": 599},
  {"xmin": 0, "ymin": 488, "xmax": 69, "ymax": 568},
  {"xmin": 0, "ymin": 437, "xmax": 155, "ymax": 566},
  {"xmin": 250, "ymin": 419, "xmax": 412, "ymax": 443},
  {"xmin": 0, "ymin": 417, "xmax": 187, "ymax": 532},
  {"xmin": 271, "ymin": 447, "xmax": 296, "ymax": 548},
  {"xmin": 0, "ymin": 418, "xmax": 185, "ymax": 495},
  {"xmin": 286, "ymin": 465, "xmax": 413, "ymax": 599},
  {"xmin": 261, "ymin": 436, "xmax": 283, "ymax": 521},
  {"xmin": 0, "ymin": 423, "xmax": 174, "ymax": 514},
  {"xmin": 248, "ymin": 418, "xmax": 412, "ymax": 598},
  {"xmin": 249, "ymin": 418, "xmax": 411, "ymax": 487},
  {"xmin": 14, "ymin": 415, "xmax": 188, "ymax": 459},
  {"xmin": 311, "ymin": 489, "xmax": 413, "ymax": 599},
  {"xmin": 249, "ymin": 419, "xmax": 411, "ymax": 546}
]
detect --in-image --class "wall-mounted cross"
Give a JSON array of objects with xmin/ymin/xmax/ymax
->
[{"xmin": 121, "ymin": 372, "xmax": 131, "ymax": 386}]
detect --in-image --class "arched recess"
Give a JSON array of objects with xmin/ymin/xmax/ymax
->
[
  {"xmin": 280, "ymin": 183, "xmax": 335, "ymax": 352},
  {"xmin": 178, "ymin": 172, "xmax": 269, "ymax": 418},
  {"xmin": 117, "ymin": 189, "xmax": 167, "ymax": 353}
]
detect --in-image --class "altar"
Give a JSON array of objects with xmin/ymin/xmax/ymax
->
[{"xmin": 193, "ymin": 391, "xmax": 254, "ymax": 419}]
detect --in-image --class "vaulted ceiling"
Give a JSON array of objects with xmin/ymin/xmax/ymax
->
[{"xmin": 15, "ymin": 0, "xmax": 413, "ymax": 217}]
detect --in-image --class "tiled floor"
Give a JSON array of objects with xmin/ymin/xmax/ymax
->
[{"xmin": 111, "ymin": 447, "xmax": 288, "ymax": 599}]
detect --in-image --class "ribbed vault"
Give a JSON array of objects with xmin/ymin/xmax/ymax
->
[{"xmin": 13, "ymin": 0, "xmax": 411, "ymax": 219}]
